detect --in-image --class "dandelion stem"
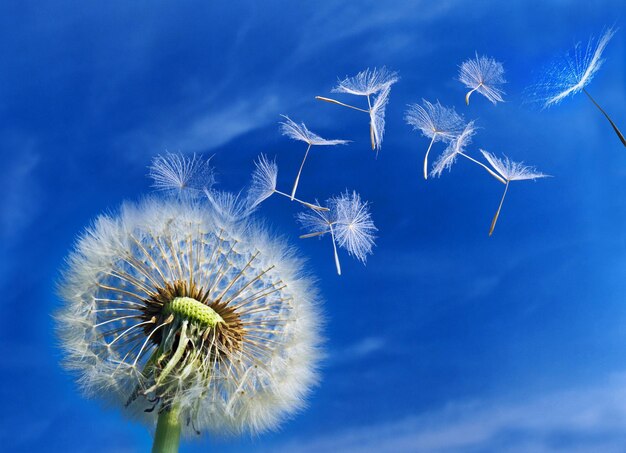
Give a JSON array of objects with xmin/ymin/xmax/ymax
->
[
  {"xmin": 315, "ymin": 96, "xmax": 369, "ymax": 113},
  {"xmin": 329, "ymin": 224, "xmax": 341, "ymax": 276},
  {"xmin": 583, "ymin": 89, "xmax": 626, "ymax": 147},
  {"xmin": 423, "ymin": 135, "xmax": 437, "ymax": 180},
  {"xmin": 465, "ymin": 83, "xmax": 482, "ymax": 105},
  {"xmin": 459, "ymin": 152, "xmax": 507, "ymax": 184},
  {"xmin": 489, "ymin": 180, "xmax": 509, "ymax": 237},
  {"xmin": 291, "ymin": 143, "xmax": 312, "ymax": 201},
  {"xmin": 274, "ymin": 190, "xmax": 329, "ymax": 211},
  {"xmin": 152, "ymin": 404, "xmax": 181, "ymax": 453}
]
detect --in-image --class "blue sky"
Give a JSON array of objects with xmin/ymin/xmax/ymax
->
[{"xmin": 1, "ymin": 1, "xmax": 626, "ymax": 451}]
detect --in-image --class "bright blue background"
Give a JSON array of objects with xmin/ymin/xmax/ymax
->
[{"xmin": 1, "ymin": 1, "xmax": 626, "ymax": 451}]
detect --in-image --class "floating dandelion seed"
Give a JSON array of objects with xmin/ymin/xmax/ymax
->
[
  {"xmin": 331, "ymin": 66, "xmax": 400, "ymax": 96},
  {"xmin": 405, "ymin": 100, "xmax": 466, "ymax": 179},
  {"xmin": 481, "ymin": 150, "xmax": 549, "ymax": 236},
  {"xmin": 148, "ymin": 153, "xmax": 215, "ymax": 199},
  {"xmin": 459, "ymin": 53, "xmax": 506, "ymax": 105},
  {"xmin": 369, "ymin": 85, "xmax": 391, "ymax": 153},
  {"xmin": 332, "ymin": 191, "xmax": 377, "ymax": 264},
  {"xmin": 279, "ymin": 115, "xmax": 349, "ymax": 201},
  {"xmin": 316, "ymin": 67, "xmax": 399, "ymax": 153},
  {"xmin": 56, "ymin": 195, "xmax": 323, "ymax": 451},
  {"xmin": 429, "ymin": 122, "xmax": 506, "ymax": 183},
  {"xmin": 246, "ymin": 154, "xmax": 327, "ymax": 212},
  {"xmin": 297, "ymin": 191, "xmax": 376, "ymax": 275},
  {"xmin": 528, "ymin": 27, "xmax": 625, "ymax": 146}
]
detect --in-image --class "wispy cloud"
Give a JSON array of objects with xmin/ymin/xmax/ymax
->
[
  {"xmin": 269, "ymin": 373, "xmax": 626, "ymax": 452},
  {"xmin": 0, "ymin": 147, "xmax": 41, "ymax": 242},
  {"xmin": 329, "ymin": 336, "xmax": 387, "ymax": 366}
]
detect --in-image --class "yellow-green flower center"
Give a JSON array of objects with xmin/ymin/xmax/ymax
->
[{"xmin": 164, "ymin": 297, "xmax": 224, "ymax": 327}]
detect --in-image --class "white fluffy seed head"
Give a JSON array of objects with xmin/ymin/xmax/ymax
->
[
  {"xmin": 480, "ymin": 150, "xmax": 549, "ymax": 181},
  {"xmin": 459, "ymin": 54, "xmax": 506, "ymax": 104},
  {"xmin": 56, "ymin": 197, "xmax": 323, "ymax": 437},
  {"xmin": 332, "ymin": 66, "xmax": 399, "ymax": 97},
  {"xmin": 279, "ymin": 115, "xmax": 350, "ymax": 146},
  {"xmin": 528, "ymin": 27, "xmax": 616, "ymax": 108},
  {"xmin": 405, "ymin": 100, "xmax": 466, "ymax": 142}
]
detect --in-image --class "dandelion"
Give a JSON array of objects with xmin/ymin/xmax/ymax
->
[
  {"xmin": 458, "ymin": 53, "xmax": 506, "ymax": 105},
  {"xmin": 430, "ymin": 122, "xmax": 506, "ymax": 183},
  {"xmin": 405, "ymin": 100, "xmax": 466, "ymax": 179},
  {"xmin": 56, "ymin": 195, "xmax": 323, "ymax": 451},
  {"xmin": 279, "ymin": 115, "xmax": 349, "ymax": 201},
  {"xmin": 316, "ymin": 67, "xmax": 399, "ymax": 153},
  {"xmin": 529, "ymin": 27, "xmax": 624, "ymax": 146},
  {"xmin": 148, "ymin": 153, "xmax": 215, "ymax": 199},
  {"xmin": 297, "ymin": 191, "xmax": 376, "ymax": 275},
  {"xmin": 481, "ymin": 150, "xmax": 549, "ymax": 236},
  {"xmin": 246, "ymin": 154, "xmax": 327, "ymax": 212}
]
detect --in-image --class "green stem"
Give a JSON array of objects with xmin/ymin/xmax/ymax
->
[{"xmin": 152, "ymin": 406, "xmax": 182, "ymax": 453}]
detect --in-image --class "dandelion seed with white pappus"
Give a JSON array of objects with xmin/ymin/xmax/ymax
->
[
  {"xmin": 405, "ymin": 100, "xmax": 466, "ymax": 179},
  {"xmin": 297, "ymin": 191, "xmax": 376, "ymax": 275},
  {"xmin": 316, "ymin": 66, "xmax": 399, "ymax": 153},
  {"xmin": 148, "ymin": 153, "xmax": 215, "ymax": 199},
  {"xmin": 279, "ymin": 115, "xmax": 349, "ymax": 201},
  {"xmin": 246, "ymin": 154, "xmax": 328, "ymax": 212},
  {"xmin": 459, "ymin": 53, "xmax": 506, "ymax": 105},
  {"xmin": 429, "ymin": 122, "xmax": 505, "ymax": 183},
  {"xmin": 56, "ymin": 187, "xmax": 323, "ymax": 452},
  {"xmin": 331, "ymin": 66, "xmax": 399, "ymax": 97},
  {"xmin": 480, "ymin": 150, "xmax": 549, "ymax": 236},
  {"xmin": 528, "ymin": 27, "xmax": 625, "ymax": 147}
]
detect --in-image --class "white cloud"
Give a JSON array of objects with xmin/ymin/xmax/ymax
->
[
  {"xmin": 269, "ymin": 373, "xmax": 626, "ymax": 452},
  {"xmin": 0, "ymin": 146, "xmax": 41, "ymax": 242},
  {"xmin": 329, "ymin": 336, "xmax": 387, "ymax": 366}
]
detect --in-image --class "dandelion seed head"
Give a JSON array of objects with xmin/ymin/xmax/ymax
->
[
  {"xmin": 528, "ymin": 27, "xmax": 616, "ymax": 108},
  {"xmin": 430, "ymin": 121, "xmax": 477, "ymax": 178},
  {"xmin": 405, "ymin": 100, "xmax": 466, "ymax": 142},
  {"xmin": 480, "ymin": 150, "xmax": 548, "ymax": 181},
  {"xmin": 459, "ymin": 54, "xmax": 506, "ymax": 104},
  {"xmin": 56, "ymin": 197, "xmax": 322, "ymax": 437},
  {"xmin": 331, "ymin": 191, "xmax": 377, "ymax": 264},
  {"xmin": 279, "ymin": 115, "xmax": 349, "ymax": 146},
  {"xmin": 332, "ymin": 66, "xmax": 399, "ymax": 97},
  {"xmin": 246, "ymin": 154, "xmax": 278, "ymax": 210},
  {"xmin": 148, "ymin": 153, "xmax": 215, "ymax": 199}
]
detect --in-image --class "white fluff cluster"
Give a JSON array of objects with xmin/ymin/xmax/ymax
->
[
  {"xmin": 430, "ymin": 121, "xmax": 477, "ymax": 178},
  {"xmin": 332, "ymin": 66, "xmax": 399, "ymax": 97},
  {"xmin": 297, "ymin": 191, "xmax": 376, "ymax": 274},
  {"xmin": 279, "ymin": 115, "xmax": 349, "ymax": 146},
  {"xmin": 369, "ymin": 85, "xmax": 391, "ymax": 152},
  {"xmin": 405, "ymin": 99, "xmax": 466, "ymax": 142},
  {"xmin": 148, "ymin": 153, "xmax": 215, "ymax": 199},
  {"xmin": 56, "ymin": 197, "xmax": 322, "ymax": 437},
  {"xmin": 530, "ymin": 28, "xmax": 615, "ymax": 108},
  {"xmin": 480, "ymin": 150, "xmax": 548, "ymax": 181},
  {"xmin": 458, "ymin": 53, "xmax": 506, "ymax": 105}
]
